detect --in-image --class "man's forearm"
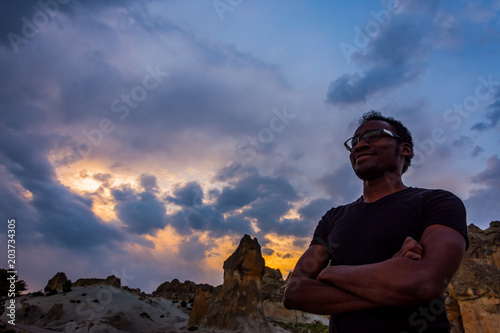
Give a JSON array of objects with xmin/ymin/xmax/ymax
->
[
  {"xmin": 284, "ymin": 275, "xmax": 382, "ymax": 315},
  {"xmin": 316, "ymin": 257, "xmax": 433, "ymax": 307}
]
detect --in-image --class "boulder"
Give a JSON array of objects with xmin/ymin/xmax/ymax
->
[
  {"xmin": 153, "ymin": 278, "xmax": 199, "ymax": 302},
  {"xmin": 262, "ymin": 266, "xmax": 286, "ymax": 301},
  {"xmin": 43, "ymin": 303, "xmax": 64, "ymax": 324},
  {"xmin": 17, "ymin": 303, "xmax": 44, "ymax": 325},
  {"xmin": 44, "ymin": 272, "xmax": 68, "ymax": 292}
]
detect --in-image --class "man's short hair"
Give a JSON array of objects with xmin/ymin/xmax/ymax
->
[{"xmin": 358, "ymin": 111, "xmax": 414, "ymax": 174}]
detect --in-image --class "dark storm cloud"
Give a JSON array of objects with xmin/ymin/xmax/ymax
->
[
  {"xmin": 165, "ymin": 181, "xmax": 250, "ymax": 237},
  {"xmin": 166, "ymin": 181, "xmax": 204, "ymax": 208},
  {"xmin": 244, "ymin": 195, "xmax": 291, "ymax": 222},
  {"xmin": 298, "ymin": 198, "xmax": 334, "ymax": 222},
  {"xmin": 1, "ymin": 0, "xmax": 291, "ymax": 174},
  {"xmin": 163, "ymin": 169, "xmax": 312, "ymax": 239},
  {"xmin": 0, "ymin": 0, "xmax": 138, "ymax": 51},
  {"xmin": 0, "ymin": 0, "xmax": 296, "ymax": 254},
  {"xmin": 0, "ymin": 0, "xmax": 45, "ymax": 47},
  {"xmin": 471, "ymin": 90, "xmax": 500, "ymax": 131},
  {"xmin": 317, "ymin": 163, "xmax": 361, "ymax": 204},
  {"xmin": 471, "ymin": 155, "xmax": 500, "ymax": 190},
  {"xmin": 327, "ymin": 14, "xmax": 430, "ymax": 105},
  {"xmin": 215, "ymin": 168, "xmax": 298, "ymax": 213},
  {"xmin": 177, "ymin": 235, "xmax": 213, "ymax": 262},
  {"xmin": 140, "ymin": 173, "xmax": 159, "ymax": 193},
  {"xmin": 0, "ymin": 129, "xmax": 124, "ymax": 249},
  {"xmin": 92, "ymin": 172, "xmax": 113, "ymax": 187},
  {"xmin": 112, "ymin": 182, "xmax": 167, "ymax": 235}
]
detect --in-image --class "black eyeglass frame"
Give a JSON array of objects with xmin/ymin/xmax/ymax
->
[{"xmin": 344, "ymin": 128, "xmax": 401, "ymax": 151}]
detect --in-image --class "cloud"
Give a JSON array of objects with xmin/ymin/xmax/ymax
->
[
  {"xmin": 465, "ymin": 154, "xmax": 500, "ymax": 227},
  {"xmin": 464, "ymin": 187, "xmax": 500, "ymax": 227},
  {"xmin": 451, "ymin": 136, "xmax": 483, "ymax": 158},
  {"xmin": 140, "ymin": 173, "xmax": 159, "ymax": 192},
  {"xmin": 471, "ymin": 155, "xmax": 500, "ymax": 189},
  {"xmin": 0, "ymin": 129, "xmax": 124, "ymax": 249},
  {"xmin": 471, "ymin": 89, "xmax": 500, "ymax": 131},
  {"xmin": 244, "ymin": 195, "xmax": 291, "ymax": 222},
  {"xmin": 166, "ymin": 181, "xmax": 204, "ymax": 208},
  {"xmin": 317, "ymin": 163, "xmax": 361, "ymax": 204},
  {"xmin": 326, "ymin": 15, "xmax": 428, "ymax": 105},
  {"xmin": 215, "ymin": 168, "xmax": 297, "ymax": 213},
  {"xmin": 177, "ymin": 235, "xmax": 213, "ymax": 262},
  {"xmin": 298, "ymin": 198, "xmax": 335, "ymax": 222},
  {"xmin": 163, "ymin": 168, "xmax": 312, "ymax": 239},
  {"xmin": 112, "ymin": 182, "xmax": 167, "ymax": 235}
]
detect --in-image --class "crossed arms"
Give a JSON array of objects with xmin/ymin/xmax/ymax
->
[{"xmin": 283, "ymin": 224, "xmax": 466, "ymax": 315}]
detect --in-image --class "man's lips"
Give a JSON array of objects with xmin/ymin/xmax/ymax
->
[{"xmin": 354, "ymin": 152, "xmax": 375, "ymax": 162}]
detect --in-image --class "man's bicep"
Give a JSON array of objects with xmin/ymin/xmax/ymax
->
[
  {"xmin": 420, "ymin": 224, "xmax": 467, "ymax": 291},
  {"xmin": 291, "ymin": 244, "xmax": 331, "ymax": 279}
]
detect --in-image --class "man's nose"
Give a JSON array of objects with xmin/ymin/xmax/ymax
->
[{"xmin": 354, "ymin": 137, "xmax": 370, "ymax": 150}]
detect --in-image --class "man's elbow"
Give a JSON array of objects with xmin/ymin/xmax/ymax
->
[
  {"xmin": 417, "ymin": 280, "xmax": 448, "ymax": 302},
  {"xmin": 405, "ymin": 273, "xmax": 449, "ymax": 303},
  {"xmin": 283, "ymin": 286, "xmax": 300, "ymax": 310}
]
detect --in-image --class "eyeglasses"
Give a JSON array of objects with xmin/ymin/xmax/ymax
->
[{"xmin": 344, "ymin": 128, "xmax": 401, "ymax": 151}]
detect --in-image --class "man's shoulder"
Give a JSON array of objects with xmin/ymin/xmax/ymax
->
[
  {"xmin": 320, "ymin": 198, "xmax": 362, "ymax": 219},
  {"xmin": 406, "ymin": 187, "xmax": 462, "ymax": 200}
]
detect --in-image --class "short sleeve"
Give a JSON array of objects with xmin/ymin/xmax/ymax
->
[
  {"xmin": 310, "ymin": 207, "xmax": 336, "ymax": 255},
  {"xmin": 422, "ymin": 190, "xmax": 469, "ymax": 248}
]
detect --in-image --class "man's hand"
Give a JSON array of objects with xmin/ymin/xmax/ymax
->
[{"xmin": 393, "ymin": 236, "xmax": 423, "ymax": 260}]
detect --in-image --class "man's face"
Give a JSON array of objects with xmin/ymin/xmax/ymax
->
[{"xmin": 349, "ymin": 120, "xmax": 406, "ymax": 180}]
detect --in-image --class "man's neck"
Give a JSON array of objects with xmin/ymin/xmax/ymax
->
[{"xmin": 362, "ymin": 173, "xmax": 407, "ymax": 203}]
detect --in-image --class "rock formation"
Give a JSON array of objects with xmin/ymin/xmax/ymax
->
[
  {"xmin": 189, "ymin": 234, "xmax": 272, "ymax": 332},
  {"xmin": 445, "ymin": 221, "xmax": 500, "ymax": 333},
  {"xmin": 153, "ymin": 278, "xmax": 211, "ymax": 303},
  {"xmin": 72, "ymin": 275, "xmax": 121, "ymax": 288},
  {"xmin": 44, "ymin": 272, "xmax": 68, "ymax": 292}
]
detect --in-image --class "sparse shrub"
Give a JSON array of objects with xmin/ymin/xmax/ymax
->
[
  {"xmin": 140, "ymin": 312, "xmax": 151, "ymax": 320},
  {"xmin": 271, "ymin": 321, "xmax": 328, "ymax": 333},
  {"xmin": 62, "ymin": 280, "xmax": 72, "ymax": 293},
  {"xmin": 45, "ymin": 289, "xmax": 58, "ymax": 296},
  {"xmin": 31, "ymin": 290, "xmax": 44, "ymax": 297}
]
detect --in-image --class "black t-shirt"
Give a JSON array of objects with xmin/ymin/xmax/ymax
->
[{"xmin": 310, "ymin": 187, "xmax": 468, "ymax": 333}]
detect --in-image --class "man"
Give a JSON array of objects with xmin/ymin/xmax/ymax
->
[{"xmin": 283, "ymin": 111, "xmax": 468, "ymax": 333}]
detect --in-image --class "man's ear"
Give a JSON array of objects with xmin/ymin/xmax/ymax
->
[{"xmin": 400, "ymin": 142, "xmax": 413, "ymax": 158}]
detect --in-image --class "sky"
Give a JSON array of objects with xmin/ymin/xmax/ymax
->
[{"xmin": 0, "ymin": 0, "xmax": 499, "ymax": 294}]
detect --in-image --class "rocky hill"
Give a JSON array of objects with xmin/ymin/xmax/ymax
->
[
  {"xmin": 2, "ymin": 223, "xmax": 499, "ymax": 332},
  {"xmin": 445, "ymin": 221, "xmax": 500, "ymax": 333}
]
